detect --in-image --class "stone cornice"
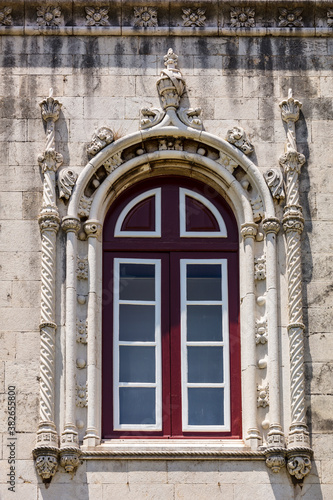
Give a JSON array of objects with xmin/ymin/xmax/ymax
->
[{"xmin": 2, "ymin": 1, "xmax": 333, "ymax": 37}]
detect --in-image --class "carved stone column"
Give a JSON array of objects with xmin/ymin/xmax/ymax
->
[
  {"xmin": 279, "ymin": 89, "xmax": 312, "ymax": 480},
  {"xmin": 33, "ymin": 89, "xmax": 62, "ymax": 485}
]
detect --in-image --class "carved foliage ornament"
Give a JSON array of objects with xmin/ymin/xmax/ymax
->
[
  {"xmin": 37, "ymin": 6, "xmax": 62, "ymax": 27},
  {"xmin": 257, "ymin": 385, "xmax": 269, "ymax": 408},
  {"xmin": 134, "ymin": 7, "xmax": 158, "ymax": 27},
  {"xmin": 287, "ymin": 456, "xmax": 312, "ymax": 479},
  {"xmin": 78, "ymin": 195, "xmax": 93, "ymax": 218},
  {"xmin": 87, "ymin": 127, "xmax": 114, "ymax": 156},
  {"xmin": 76, "ymin": 319, "xmax": 87, "ymax": 344},
  {"xmin": 255, "ymin": 318, "xmax": 268, "ymax": 344},
  {"xmin": 182, "ymin": 8, "xmax": 206, "ymax": 27},
  {"xmin": 76, "ymin": 382, "xmax": 88, "ymax": 407},
  {"xmin": 58, "ymin": 168, "xmax": 77, "ymax": 200},
  {"xmin": 226, "ymin": 126, "xmax": 254, "ymax": 155},
  {"xmin": 35, "ymin": 454, "xmax": 58, "ymax": 480},
  {"xmin": 254, "ymin": 256, "xmax": 266, "ymax": 280},
  {"xmin": 216, "ymin": 152, "xmax": 238, "ymax": 174},
  {"xmin": 77, "ymin": 256, "xmax": 88, "ymax": 280},
  {"xmin": 85, "ymin": 7, "xmax": 109, "ymax": 26},
  {"xmin": 0, "ymin": 7, "xmax": 12, "ymax": 25},
  {"xmin": 230, "ymin": 7, "xmax": 255, "ymax": 28},
  {"xmin": 264, "ymin": 168, "xmax": 285, "ymax": 201},
  {"xmin": 278, "ymin": 8, "xmax": 303, "ymax": 28}
]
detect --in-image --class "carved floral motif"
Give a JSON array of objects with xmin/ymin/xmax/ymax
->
[
  {"xmin": 38, "ymin": 150, "xmax": 63, "ymax": 173},
  {"xmin": 266, "ymin": 455, "xmax": 286, "ymax": 473},
  {"xmin": 77, "ymin": 256, "xmax": 88, "ymax": 280},
  {"xmin": 37, "ymin": 6, "xmax": 62, "ymax": 27},
  {"xmin": 182, "ymin": 8, "xmax": 206, "ymax": 27},
  {"xmin": 254, "ymin": 256, "xmax": 266, "ymax": 280},
  {"xmin": 58, "ymin": 168, "xmax": 77, "ymax": 200},
  {"xmin": 278, "ymin": 8, "xmax": 303, "ymax": 28},
  {"xmin": 287, "ymin": 456, "xmax": 311, "ymax": 479},
  {"xmin": 134, "ymin": 7, "xmax": 158, "ymax": 27},
  {"xmin": 0, "ymin": 7, "xmax": 12, "ymax": 26},
  {"xmin": 78, "ymin": 195, "xmax": 93, "ymax": 218},
  {"xmin": 226, "ymin": 126, "xmax": 254, "ymax": 155},
  {"xmin": 158, "ymin": 139, "xmax": 183, "ymax": 151},
  {"xmin": 103, "ymin": 152, "xmax": 123, "ymax": 173},
  {"xmin": 230, "ymin": 7, "xmax": 255, "ymax": 28},
  {"xmin": 255, "ymin": 318, "xmax": 268, "ymax": 344},
  {"xmin": 85, "ymin": 7, "xmax": 109, "ymax": 26},
  {"xmin": 76, "ymin": 382, "xmax": 88, "ymax": 407},
  {"xmin": 35, "ymin": 454, "xmax": 58, "ymax": 480},
  {"xmin": 250, "ymin": 195, "xmax": 264, "ymax": 222},
  {"xmin": 76, "ymin": 319, "xmax": 88, "ymax": 344},
  {"xmin": 87, "ymin": 127, "xmax": 114, "ymax": 156},
  {"xmin": 257, "ymin": 384, "xmax": 269, "ymax": 408}
]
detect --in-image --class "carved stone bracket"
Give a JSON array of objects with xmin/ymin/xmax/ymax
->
[
  {"xmin": 33, "ymin": 447, "xmax": 59, "ymax": 487},
  {"xmin": 265, "ymin": 449, "xmax": 286, "ymax": 473},
  {"xmin": 287, "ymin": 449, "xmax": 313, "ymax": 480},
  {"xmin": 58, "ymin": 168, "xmax": 78, "ymax": 200},
  {"xmin": 264, "ymin": 168, "xmax": 285, "ymax": 201},
  {"xmin": 226, "ymin": 126, "xmax": 254, "ymax": 155},
  {"xmin": 59, "ymin": 448, "xmax": 82, "ymax": 475}
]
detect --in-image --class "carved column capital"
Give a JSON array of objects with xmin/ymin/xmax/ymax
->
[
  {"xmin": 40, "ymin": 89, "xmax": 62, "ymax": 123},
  {"xmin": 38, "ymin": 208, "xmax": 60, "ymax": 233},
  {"xmin": 263, "ymin": 217, "xmax": 280, "ymax": 234},
  {"xmin": 241, "ymin": 222, "xmax": 258, "ymax": 239},
  {"xmin": 84, "ymin": 219, "xmax": 102, "ymax": 239},
  {"xmin": 279, "ymin": 150, "xmax": 305, "ymax": 174},
  {"xmin": 62, "ymin": 216, "xmax": 81, "ymax": 234}
]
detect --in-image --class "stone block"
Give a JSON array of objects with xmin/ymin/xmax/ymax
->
[
  {"xmin": 300, "ymin": 484, "xmax": 333, "ymax": 500},
  {"xmin": 186, "ymin": 75, "xmax": 243, "ymax": 98},
  {"xmin": 0, "ymin": 119, "xmax": 26, "ymax": 142},
  {"xmin": 307, "ymin": 306, "xmax": 333, "ymax": 334},
  {"xmin": 215, "ymin": 98, "xmax": 258, "ymax": 120},
  {"xmin": 233, "ymin": 483, "xmax": 294, "ymax": 500},
  {"xmin": 36, "ymin": 483, "xmax": 99, "ymax": 500},
  {"xmin": 11, "ymin": 281, "xmax": 40, "ymax": 308},
  {"xmin": 309, "ymin": 395, "xmax": 333, "ymax": 433},
  {"xmin": 7, "ymin": 143, "xmax": 43, "ymax": 169},
  {"xmin": 83, "ymin": 97, "xmax": 125, "ymax": 120},
  {"xmin": 0, "ymin": 252, "xmax": 41, "ymax": 281},
  {"xmin": 27, "ymin": 118, "xmax": 66, "ymax": 142},
  {"xmin": 0, "ymin": 75, "xmax": 21, "ymax": 97},
  {"xmin": 0, "ymin": 484, "xmax": 37, "ymax": 500},
  {"xmin": 109, "ymin": 55, "xmax": 158, "ymax": 76},
  {"xmin": 279, "ymin": 76, "xmax": 320, "ymax": 98},
  {"xmin": 22, "ymin": 191, "xmax": 43, "ymax": 220},
  {"xmin": 27, "ymin": 55, "xmax": 73, "ymax": 76},
  {"xmin": 102, "ymin": 483, "xmax": 174, "ymax": 500},
  {"xmin": 0, "ymin": 54, "xmax": 28, "ymax": 75},
  {"xmin": 193, "ymin": 55, "xmax": 222, "ymax": 76},
  {"xmin": 5, "ymin": 360, "xmax": 39, "ymax": 396},
  {"xmin": 0, "ymin": 281, "xmax": 12, "ymax": 308},
  {"xmin": 176, "ymin": 483, "xmax": 233, "ymax": 500},
  {"xmin": 65, "ymin": 74, "xmax": 136, "ymax": 98},
  {"xmin": 306, "ymin": 362, "xmax": 333, "ymax": 394},
  {"xmin": 0, "ymin": 221, "xmax": 40, "ymax": 252},
  {"xmin": 306, "ymin": 333, "xmax": 333, "ymax": 363},
  {"xmin": 0, "ymin": 332, "xmax": 16, "ymax": 360},
  {"xmin": 0, "ymin": 192, "xmax": 22, "ymax": 220},
  {"xmin": 16, "ymin": 433, "xmax": 37, "ymax": 460},
  {"xmin": 86, "ymin": 460, "xmax": 128, "ymax": 484},
  {"xmin": 52, "ymin": 460, "xmax": 87, "ymax": 485},
  {"xmin": 321, "ymin": 460, "xmax": 333, "ymax": 484},
  {"xmin": 124, "ymin": 97, "xmax": 160, "ymax": 120},
  {"xmin": 243, "ymin": 76, "xmax": 278, "ymax": 98},
  {"xmin": 319, "ymin": 76, "xmax": 333, "ymax": 98},
  {"xmin": 128, "ymin": 460, "xmax": 167, "ymax": 484},
  {"xmin": 167, "ymin": 460, "xmax": 220, "ymax": 484},
  {"xmin": 0, "ymin": 307, "xmax": 40, "ymax": 332}
]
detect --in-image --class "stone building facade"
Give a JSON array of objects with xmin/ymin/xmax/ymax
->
[{"xmin": 0, "ymin": 0, "xmax": 332, "ymax": 499}]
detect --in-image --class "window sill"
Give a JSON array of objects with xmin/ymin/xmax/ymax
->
[{"xmin": 80, "ymin": 440, "xmax": 266, "ymax": 460}]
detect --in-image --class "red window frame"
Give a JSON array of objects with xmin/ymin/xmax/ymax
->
[{"xmin": 102, "ymin": 176, "xmax": 241, "ymax": 439}]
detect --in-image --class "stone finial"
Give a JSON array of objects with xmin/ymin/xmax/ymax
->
[
  {"xmin": 279, "ymin": 88, "xmax": 302, "ymax": 123},
  {"xmin": 157, "ymin": 48, "xmax": 185, "ymax": 110},
  {"xmin": 40, "ymin": 88, "xmax": 62, "ymax": 122}
]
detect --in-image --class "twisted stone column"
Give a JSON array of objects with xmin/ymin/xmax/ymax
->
[
  {"xmin": 279, "ymin": 89, "xmax": 312, "ymax": 480},
  {"xmin": 33, "ymin": 89, "xmax": 62, "ymax": 485}
]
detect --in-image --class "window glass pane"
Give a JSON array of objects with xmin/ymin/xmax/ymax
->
[
  {"xmin": 188, "ymin": 388, "xmax": 224, "ymax": 426},
  {"xmin": 119, "ymin": 304, "xmax": 155, "ymax": 341},
  {"xmin": 187, "ymin": 305, "xmax": 222, "ymax": 341},
  {"xmin": 119, "ymin": 263, "xmax": 155, "ymax": 300},
  {"xmin": 119, "ymin": 346, "xmax": 155, "ymax": 382},
  {"xmin": 119, "ymin": 387, "xmax": 156, "ymax": 425},
  {"xmin": 187, "ymin": 347, "xmax": 223, "ymax": 383},
  {"xmin": 186, "ymin": 264, "xmax": 222, "ymax": 301}
]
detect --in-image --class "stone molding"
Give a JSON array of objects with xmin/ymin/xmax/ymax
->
[{"xmin": 2, "ymin": 1, "xmax": 333, "ymax": 36}]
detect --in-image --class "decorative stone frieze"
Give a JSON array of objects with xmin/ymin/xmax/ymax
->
[
  {"xmin": 103, "ymin": 152, "xmax": 123, "ymax": 173},
  {"xmin": 178, "ymin": 107, "xmax": 202, "ymax": 130},
  {"xmin": 159, "ymin": 139, "xmax": 183, "ymax": 151},
  {"xmin": 226, "ymin": 126, "xmax": 254, "ymax": 155},
  {"xmin": 264, "ymin": 169, "xmax": 285, "ymax": 202},
  {"xmin": 87, "ymin": 127, "xmax": 114, "ymax": 156},
  {"xmin": 140, "ymin": 107, "xmax": 165, "ymax": 129},
  {"xmin": 76, "ymin": 319, "xmax": 88, "ymax": 344},
  {"xmin": 85, "ymin": 7, "xmax": 109, "ymax": 26},
  {"xmin": 254, "ymin": 256, "xmax": 266, "ymax": 280},
  {"xmin": 255, "ymin": 318, "xmax": 268, "ymax": 344},
  {"xmin": 77, "ymin": 257, "xmax": 88, "ymax": 280},
  {"xmin": 78, "ymin": 195, "xmax": 93, "ymax": 218},
  {"xmin": 278, "ymin": 8, "xmax": 303, "ymax": 27},
  {"xmin": 216, "ymin": 152, "xmax": 238, "ymax": 173},
  {"xmin": 37, "ymin": 6, "xmax": 62, "ymax": 27},
  {"xmin": 134, "ymin": 7, "xmax": 158, "ymax": 27},
  {"xmin": 182, "ymin": 8, "xmax": 206, "ymax": 27},
  {"xmin": 279, "ymin": 89, "xmax": 312, "ymax": 479},
  {"xmin": 58, "ymin": 168, "xmax": 78, "ymax": 200},
  {"xmin": 230, "ymin": 7, "xmax": 255, "ymax": 28},
  {"xmin": 76, "ymin": 382, "xmax": 88, "ymax": 407},
  {"xmin": 0, "ymin": 7, "xmax": 12, "ymax": 25},
  {"xmin": 257, "ymin": 385, "xmax": 269, "ymax": 408},
  {"xmin": 157, "ymin": 48, "xmax": 185, "ymax": 110}
]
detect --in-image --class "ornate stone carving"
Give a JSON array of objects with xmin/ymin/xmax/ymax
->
[
  {"xmin": 103, "ymin": 152, "xmax": 123, "ymax": 173},
  {"xmin": 226, "ymin": 126, "xmax": 254, "ymax": 155},
  {"xmin": 87, "ymin": 127, "xmax": 114, "ymax": 156},
  {"xmin": 84, "ymin": 220, "xmax": 102, "ymax": 239},
  {"xmin": 34, "ymin": 452, "xmax": 58, "ymax": 482},
  {"xmin": 140, "ymin": 107, "xmax": 165, "ymax": 129},
  {"xmin": 85, "ymin": 6, "xmax": 109, "ymax": 26},
  {"xmin": 77, "ymin": 256, "xmax": 88, "ymax": 280},
  {"xmin": 250, "ymin": 195, "xmax": 264, "ymax": 222},
  {"xmin": 157, "ymin": 49, "xmax": 185, "ymax": 110},
  {"xmin": 78, "ymin": 195, "xmax": 93, "ymax": 218},
  {"xmin": 40, "ymin": 90, "xmax": 62, "ymax": 122},
  {"xmin": 278, "ymin": 8, "xmax": 303, "ymax": 28},
  {"xmin": 182, "ymin": 8, "xmax": 206, "ymax": 27},
  {"xmin": 76, "ymin": 382, "xmax": 88, "ymax": 407},
  {"xmin": 327, "ymin": 9, "xmax": 333, "ymax": 27},
  {"xmin": 264, "ymin": 168, "xmax": 285, "ymax": 201},
  {"xmin": 134, "ymin": 7, "xmax": 158, "ymax": 27},
  {"xmin": 178, "ymin": 107, "xmax": 202, "ymax": 130},
  {"xmin": 38, "ymin": 149, "xmax": 63, "ymax": 173},
  {"xmin": 257, "ymin": 385, "xmax": 269, "ymax": 408},
  {"xmin": 76, "ymin": 319, "xmax": 88, "ymax": 344},
  {"xmin": 159, "ymin": 138, "xmax": 183, "ymax": 151},
  {"xmin": 61, "ymin": 216, "xmax": 81, "ymax": 234},
  {"xmin": 254, "ymin": 256, "xmax": 266, "ymax": 280},
  {"xmin": 60, "ymin": 450, "xmax": 82, "ymax": 474},
  {"xmin": 255, "ymin": 318, "xmax": 268, "ymax": 344},
  {"xmin": 37, "ymin": 6, "xmax": 62, "ymax": 27},
  {"xmin": 287, "ymin": 455, "xmax": 312, "ymax": 480},
  {"xmin": 58, "ymin": 168, "xmax": 78, "ymax": 200},
  {"xmin": 230, "ymin": 7, "xmax": 255, "ymax": 28},
  {"xmin": 0, "ymin": 7, "xmax": 12, "ymax": 25},
  {"xmin": 216, "ymin": 152, "xmax": 238, "ymax": 173},
  {"xmin": 263, "ymin": 217, "xmax": 280, "ymax": 235},
  {"xmin": 241, "ymin": 222, "xmax": 257, "ymax": 239},
  {"xmin": 266, "ymin": 455, "xmax": 286, "ymax": 473}
]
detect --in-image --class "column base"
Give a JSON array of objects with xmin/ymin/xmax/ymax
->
[
  {"xmin": 267, "ymin": 424, "xmax": 285, "ymax": 448},
  {"xmin": 246, "ymin": 428, "xmax": 262, "ymax": 450},
  {"xmin": 83, "ymin": 428, "xmax": 101, "ymax": 448}
]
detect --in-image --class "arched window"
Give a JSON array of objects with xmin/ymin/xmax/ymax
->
[{"xmin": 102, "ymin": 177, "xmax": 241, "ymax": 439}]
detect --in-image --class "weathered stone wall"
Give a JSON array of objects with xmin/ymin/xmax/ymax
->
[{"xmin": 0, "ymin": 32, "xmax": 332, "ymax": 499}]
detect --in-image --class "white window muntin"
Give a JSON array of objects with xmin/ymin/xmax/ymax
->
[
  {"xmin": 114, "ymin": 188, "xmax": 161, "ymax": 237},
  {"xmin": 179, "ymin": 188, "xmax": 228, "ymax": 238},
  {"xmin": 113, "ymin": 258, "xmax": 162, "ymax": 431},
  {"xmin": 181, "ymin": 259, "xmax": 230, "ymax": 432}
]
